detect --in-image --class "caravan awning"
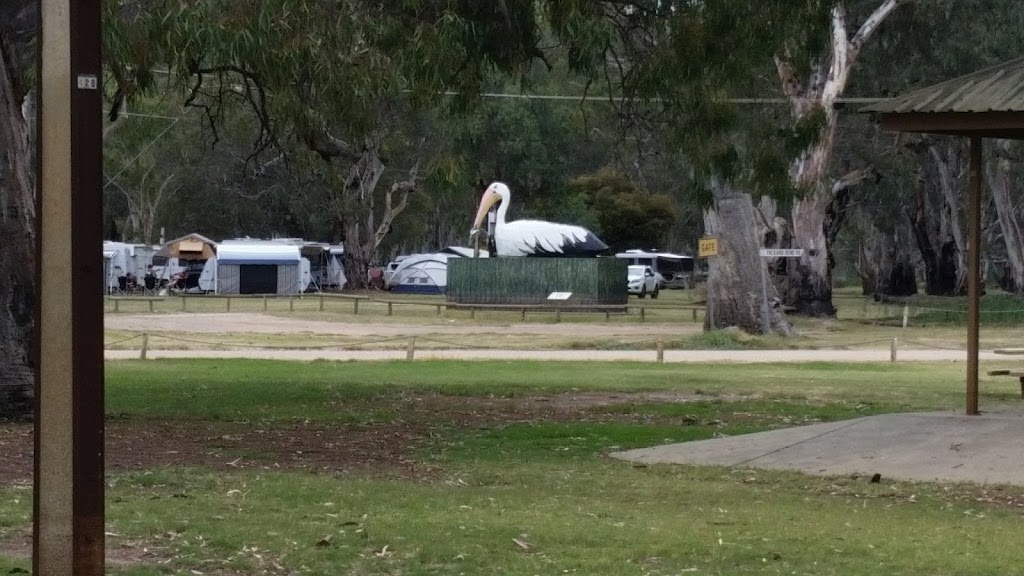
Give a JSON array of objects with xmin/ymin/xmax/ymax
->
[{"xmin": 217, "ymin": 243, "xmax": 301, "ymax": 265}]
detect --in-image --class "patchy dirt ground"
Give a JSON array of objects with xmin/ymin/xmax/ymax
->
[
  {"xmin": 0, "ymin": 391, "xmax": 728, "ymax": 486},
  {"xmin": 106, "ymin": 313, "xmax": 701, "ymax": 338}
]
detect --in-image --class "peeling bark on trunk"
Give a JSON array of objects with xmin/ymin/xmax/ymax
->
[
  {"xmin": 775, "ymin": 0, "xmax": 908, "ymax": 316},
  {"xmin": 988, "ymin": 140, "xmax": 1024, "ymax": 293},
  {"xmin": 0, "ymin": 29, "xmax": 35, "ymax": 419},
  {"xmin": 909, "ymin": 140, "xmax": 968, "ymax": 296},
  {"xmin": 704, "ymin": 185, "xmax": 793, "ymax": 336}
]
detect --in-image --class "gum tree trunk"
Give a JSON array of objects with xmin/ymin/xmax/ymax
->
[
  {"xmin": 988, "ymin": 140, "xmax": 1024, "ymax": 293},
  {"xmin": 855, "ymin": 225, "xmax": 917, "ymax": 297},
  {"xmin": 703, "ymin": 186, "xmax": 792, "ymax": 336},
  {"xmin": 337, "ymin": 142, "xmax": 419, "ymax": 289},
  {"xmin": 0, "ymin": 17, "xmax": 35, "ymax": 419},
  {"xmin": 775, "ymin": 0, "xmax": 908, "ymax": 316},
  {"xmin": 909, "ymin": 140, "xmax": 968, "ymax": 295}
]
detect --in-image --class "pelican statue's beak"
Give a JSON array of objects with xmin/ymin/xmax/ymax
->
[{"xmin": 470, "ymin": 188, "xmax": 500, "ymax": 235}]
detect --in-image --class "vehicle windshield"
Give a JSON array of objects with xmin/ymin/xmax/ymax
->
[{"xmin": 627, "ymin": 266, "xmax": 645, "ymax": 277}]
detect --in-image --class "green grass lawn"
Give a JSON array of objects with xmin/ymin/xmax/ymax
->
[{"xmin": 4, "ymin": 359, "xmax": 1024, "ymax": 575}]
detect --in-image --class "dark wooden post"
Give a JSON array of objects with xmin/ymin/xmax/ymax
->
[
  {"xmin": 35, "ymin": 0, "xmax": 105, "ymax": 573},
  {"xmin": 966, "ymin": 136, "xmax": 983, "ymax": 416}
]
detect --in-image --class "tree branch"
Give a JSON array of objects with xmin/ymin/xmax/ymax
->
[
  {"xmin": 370, "ymin": 154, "xmax": 422, "ymax": 251},
  {"xmin": 849, "ymin": 0, "xmax": 914, "ymax": 65},
  {"xmin": 774, "ymin": 56, "xmax": 801, "ymax": 100},
  {"xmin": 831, "ymin": 166, "xmax": 876, "ymax": 196}
]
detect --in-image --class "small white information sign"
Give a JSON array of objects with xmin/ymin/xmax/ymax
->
[
  {"xmin": 759, "ymin": 248, "xmax": 804, "ymax": 258},
  {"xmin": 547, "ymin": 292, "xmax": 573, "ymax": 301},
  {"xmin": 76, "ymin": 74, "xmax": 99, "ymax": 90}
]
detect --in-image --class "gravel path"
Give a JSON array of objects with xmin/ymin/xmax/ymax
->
[
  {"xmin": 106, "ymin": 312, "xmax": 702, "ymax": 337},
  {"xmin": 106, "ymin": 348, "xmax": 999, "ymax": 363}
]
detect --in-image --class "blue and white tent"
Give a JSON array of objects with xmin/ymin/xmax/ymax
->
[{"xmin": 388, "ymin": 247, "xmax": 487, "ymax": 294}]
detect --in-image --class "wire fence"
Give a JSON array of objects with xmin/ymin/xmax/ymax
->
[{"xmin": 102, "ymin": 293, "xmax": 708, "ymax": 324}]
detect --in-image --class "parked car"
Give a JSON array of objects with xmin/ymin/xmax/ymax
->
[{"xmin": 627, "ymin": 265, "xmax": 659, "ymax": 298}]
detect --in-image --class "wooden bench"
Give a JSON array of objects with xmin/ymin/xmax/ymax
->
[{"xmin": 986, "ymin": 369, "xmax": 1024, "ymax": 398}]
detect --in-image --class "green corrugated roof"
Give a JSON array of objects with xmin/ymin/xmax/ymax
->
[{"xmin": 862, "ymin": 57, "xmax": 1024, "ymax": 114}]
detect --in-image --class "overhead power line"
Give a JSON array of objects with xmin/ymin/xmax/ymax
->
[
  {"xmin": 436, "ymin": 91, "xmax": 886, "ymax": 105},
  {"xmin": 149, "ymin": 68, "xmax": 886, "ymax": 105}
]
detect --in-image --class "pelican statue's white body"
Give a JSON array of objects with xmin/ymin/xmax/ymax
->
[{"xmin": 471, "ymin": 182, "xmax": 608, "ymax": 257}]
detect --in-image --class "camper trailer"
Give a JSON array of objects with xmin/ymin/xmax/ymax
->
[
  {"xmin": 102, "ymin": 241, "xmax": 156, "ymax": 293},
  {"xmin": 215, "ymin": 241, "xmax": 304, "ymax": 295},
  {"xmin": 614, "ymin": 249, "xmax": 695, "ymax": 289},
  {"xmin": 153, "ymin": 233, "xmax": 219, "ymax": 290}
]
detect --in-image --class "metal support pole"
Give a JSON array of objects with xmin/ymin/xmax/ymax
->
[
  {"xmin": 759, "ymin": 260, "xmax": 770, "ymax": 334},
  {"xmin": 966, "ymin": 136, "xmax": 983, "ymax": 416},
  {"xmin": 35, "ymin": 0, "xmax": 105, "ymax": 572},
  {"xmin": 706, "ymin": 261, "xmax": 715, "ymax": 330}
]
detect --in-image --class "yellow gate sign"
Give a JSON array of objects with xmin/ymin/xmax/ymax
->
[{"xmin": 699, "ymin": 237, "xmax": 719, "ymax": 257}]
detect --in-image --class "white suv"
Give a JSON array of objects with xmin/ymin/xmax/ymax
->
[{"xmin": 627, "ymin": 265, "xmax": 659, "ymax": 298}]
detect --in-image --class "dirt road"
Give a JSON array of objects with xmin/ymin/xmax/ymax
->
[{"xmin": 105, "ymin": 347, "xmax": 997, "ymax": 363}]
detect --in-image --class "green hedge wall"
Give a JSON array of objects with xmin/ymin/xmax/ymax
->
[{"xmin": 447, "ymin": 257, "xmax": 627, "ymax": 305}]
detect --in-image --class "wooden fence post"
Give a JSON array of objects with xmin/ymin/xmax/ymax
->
[
  {"xmin": 387, "ymin": 302, "xmax": 393, "ymax": 316},
  {"xmin": 113, "ymin": 299, "xmax": 119, "ymax": 313},
  {"xmin": 902, "ymin": 305, "xmax": 909, "ymax": 329},
  {"xmin": 226, "ymin": 297, "xmax": 231, "ymax": 312},
  {"xmin": 319, "ymin": 294, "xmax": 324, "ymax": 312},
  {"xmin": 436, "ymin": 304, "xmax": 442, "ymax": 316},
  {"xmin": 181, "ymin": 296, "xmax": 186, "ymax": 312},
  {"xmin": 289, "ymin": 296, "xmax": 295, "ymax": 312},
  {"xmin": 140, "ymin": 333, "xmax": 149, "ymax": 360},
  {"xmin": 148, "ymin": 299, "xmax": 154, "ymax": 313},
  {"xmin": 555, "ymin": 308, "xmax": 562, "ymax": 323},
  {"xmin": 890, "ymin": 338, "xmax": 899, "ymax": 363},
  {"xmin": 656, "ymin": 339, "xmax": 664, "ymax": 363},
  {"xmin": 640, "ymin": 307, "xmax": 646, "ymax": 322},
  {"xmin": 353, "ymin": 299, "xmax": 359, "ymax": 315},
  {"xmin": 406, "ymin": 337, "xmax": 416, "ymax": 361}
]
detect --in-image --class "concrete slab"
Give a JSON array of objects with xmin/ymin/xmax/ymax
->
[{"xmin": 613, "ymin": 411, "xmax": 1024, "ymax": 486}]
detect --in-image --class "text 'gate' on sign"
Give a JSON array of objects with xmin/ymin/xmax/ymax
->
[{"xmin": 699, "ymin": 237, "xmax": 718, "ymax": 257}]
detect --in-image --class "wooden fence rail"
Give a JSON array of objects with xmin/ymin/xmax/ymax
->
[{"xmin": 105, "ymin": 295, "xmax": 705, "ymax": 322}]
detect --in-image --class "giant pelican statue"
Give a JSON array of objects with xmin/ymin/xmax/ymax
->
[{"xmin": 471, "ymin": 182, "xmax": 608, "ymax": 257}]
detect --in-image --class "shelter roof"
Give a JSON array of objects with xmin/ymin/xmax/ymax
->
[{"xmin": 861, "ymin": 57, "xmax": 1024, "ymax": 138}]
